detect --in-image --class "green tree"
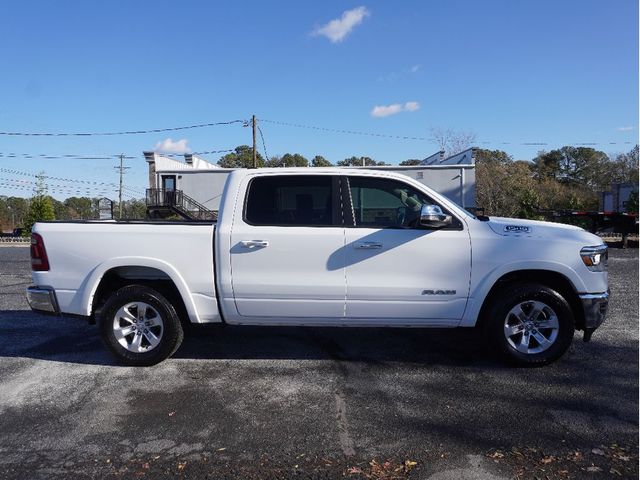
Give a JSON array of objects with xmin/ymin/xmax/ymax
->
[
  {"xmin": 265, "ymin": 153, "xmax": 309, "ymax": 167},
  {"xmin": 4, "ymin": 197, "xmax": 28, "ymax": 229},
  {"xmin": 609, "ymin": 145, "xmax": 639, "ymax": 185},
  {"xmin": 532, "ymin": 150, "xmax": 563, "ymax": 180},
  {"xmin": 475, "ymin": 149, "xmax": 512, "ymax": 165},
  {"xmin": 23, "ymin": 173, "xmax": 55, "ymax": 235},
  {"xmin": 50, "ymin": 197, "xmax": 67, "ymax": 220},
  {"xmin": 64, "ymin": 197, "xmax": 96, "ymax": 219},
  {"xmin": 311, "ymin": 155, "xmax": 333, "ymax": 167},
  {"xmin": 399, "ymin": 159, "xmax": 422, "ymax": 166},
  {"xmin": 114, "ymin": 198, "xmax": 146, "ymax": 219},
  {"xmin": 217, "ymin": 145, "xmax": 264, "ymax": 168},
  {"xmin": 119, "ymin": 199, "xmax": 147, "ymax": 219},
  {"xmin": 282, "ymin": 153, "xmax": 308, "ymax": 167},
  {"xmin": 533, "ymin": 146, "xmax": 609, "ymax": 190},
  {"xmin": 337, "ymin": 156, "xmax": 388, "ymax": 166}
]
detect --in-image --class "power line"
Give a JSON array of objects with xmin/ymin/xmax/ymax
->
[
  {"xmin": 0, "ymin": 149, "xmax": 235, "ymax": 160},
  {"xmin": 192, "ymin": 148, "xmax": 235, "ymax": 155},
  {"xmin": 0, "ymin": 178, "xmax": 110, "ymax": 196},
  {"xmin": 260, "ymin": 119, "xmax": 636, "ymax": 147},
  {"xmin": 257, "ymin": 125, "xmax": 269, "ymax": 162},
  {"xmin": 0, "ymin": 152, "xmax": 131, "ymax": 160},
  {"xmin": 0, "ymin": 176, "xmax": 109, "ymax": 192},
  {"xmin": 0, "ymin": 167, "xmax": 145, "ymax": 194},
  {"xmin": 158, "ymin": 148, "xmax": 235, "ymax": 157},
  {"xmin": 0, "ymin": 120, "xmax": 244, "ymax": 137},
  {"xmin": 261, "ymin": 119, "xmax": 428, "ymax": 141}
]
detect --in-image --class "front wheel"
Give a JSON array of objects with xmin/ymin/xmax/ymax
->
[
  {"xmin": 98, "ymin": 285, "xmax": 184, "ymax": 366},
  {"xmin": 484, "ymin": 283, "xmax": 575, "ymax": 366}
]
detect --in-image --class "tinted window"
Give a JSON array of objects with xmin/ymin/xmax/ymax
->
[
  {"xmin": 347, "ymin": 176, "xmax": 439, "ymax": 228},
  {"xmin": 245, "ymin": 175, "xmax": 335, "ymax": 226}
]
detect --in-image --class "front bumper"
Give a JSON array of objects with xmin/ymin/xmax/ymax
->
[
  {"xmin": 26, "ymin": 286, "xmax": 60, "ymax": 315},
  {"xmin": 579, "ymin": 290, "xmax": 609, "ymax": 331}
]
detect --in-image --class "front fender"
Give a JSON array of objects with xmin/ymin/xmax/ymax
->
[{"xmin": 460, "ymin": 260, "xmax": 586, "ymax": 327}]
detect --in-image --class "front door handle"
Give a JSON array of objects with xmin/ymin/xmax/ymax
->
[
  {"xmin": 354, "ymin": 241, "xmax": 383, "ymax": 249},
  {"xmin": 240, "ymin": 240, "xmax": 269, "ymax": 248}
]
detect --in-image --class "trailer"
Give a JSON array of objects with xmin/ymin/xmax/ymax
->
[{"xmin": 540, "ymin": 210, "xmax": 638, "ymax": 248}]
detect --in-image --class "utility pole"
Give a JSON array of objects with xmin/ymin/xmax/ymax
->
[
  {"xmin": 114, "ymin": 154, "xmax": 130, "ymax": 219},
  {"xmin": 252, "ymin": 115, "xmax": 257, "ymax": 169}
]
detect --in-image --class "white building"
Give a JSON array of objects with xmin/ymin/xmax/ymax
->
[{"xmin": 144, "ymin": 149, "xmax": 477, "ymax": 220}]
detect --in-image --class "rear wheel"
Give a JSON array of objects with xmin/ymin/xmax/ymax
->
[
  {"xmin": 98, "ymin": 285, "xmax": 184, "ymax": 366},
  {"xmin": 484, "ymin": 283, "xmax": 574, "ymax": 366}
]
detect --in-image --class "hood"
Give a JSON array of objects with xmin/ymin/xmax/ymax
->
[{"xmin": 486, "ymin": 216, "xmax": 586, "ymax": 239}]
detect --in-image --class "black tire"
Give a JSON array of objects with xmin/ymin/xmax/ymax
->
[
  {"xmin": 484, "ymin": 283, "xmax": 574, "ymax": 366},
  {"xmin": 98, "ymin": 285, "xmax": 184, "ymax": 366}
]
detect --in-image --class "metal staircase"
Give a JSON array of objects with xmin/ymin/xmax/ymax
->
[{"xmin": 146, "ymin": 189, "xmax": 217, "ymax": 221}]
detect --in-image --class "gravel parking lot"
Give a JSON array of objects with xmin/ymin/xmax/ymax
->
[{"xmin": 0, "ymin": 245, "xmax": 637, "ymax": 479}]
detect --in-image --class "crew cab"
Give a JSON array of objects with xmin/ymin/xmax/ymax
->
[{"xmin": 26, "ymin": 168, "xmax": 610, "ymax": 366}]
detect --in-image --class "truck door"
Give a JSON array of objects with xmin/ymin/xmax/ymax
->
[
  {"xmin": 343, "ymin": 175, "xmax": 471, "ymax": 324},
  {"xmin": 229, "ymin": 174, "xmax": 345, "ymax": 320}
]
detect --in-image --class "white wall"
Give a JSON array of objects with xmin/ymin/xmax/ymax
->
[{"xmin": 157, "ymin": 165, "xmax": 476, "ymax": 211}]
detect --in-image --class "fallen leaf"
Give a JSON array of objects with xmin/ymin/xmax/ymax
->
[
  {"xmin": 141, "ymin": 463, "xmax": 149, "ymax": 470},
  {"xmin": 177, "ymin": 462, "xmax": 186, "ymax": 471},
  {"xmin": 346, "ymin": 466, "xmax": 362, "ymax": 474},
  {"xmin": 540, "ymin": 456, "xmax": 554, "ymax": 464},
  {"xmin": 610, "ymin": 468, "xmax": 623, "ymax": 476},
  {"xmin": 217, "ymin": 447, "xmax": 226, "ymax": 451},
  {"xmin": 569, "ymin": 451, "xmax": 583, "ymax": 462},
  {"xmin": 591, "ymin": 448, "xmax": 605, "ymax": 456},
  {"xmin": 405, "ymin": 460, "xmax": 417, "ymax": 468},
  {"xmin": 488, "ymin": 451, "xmax": 505, "ymax": 459},
  {"xmin": 168, "ymin": 411, "xmax": 176, "ymax": 417},
  {"xmin": 586, "ymin": 466, "xmax": 602, "ymax": 472}
]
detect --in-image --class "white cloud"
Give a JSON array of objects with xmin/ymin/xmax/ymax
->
[
  {"xmin": 616, "ymin": 126, "xmax": 634, "ymax": 131},
  {"xmin": 370, "ymin": 101, "xmax": 420, "ymax": 118},
  {"xmin": 404, "ymin": 101, "xmax": 420, "ymax": 112},
  {"xmin": 154, "ymin": 138, "xmax": 191, "ymax": 154},
  {"xmin": 410, "ymin": 64, "xmax": 421, "ymax": 73},
  {"xmin": 371, "ymin": 104, "xmax": 404, "ymax": 117},
  {"xmin": 312, "ymin": 6, "xmax": 370, "ymax": 43}
]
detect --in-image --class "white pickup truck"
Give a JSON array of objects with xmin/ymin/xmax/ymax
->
[{"xmin": 27, "ymin": 168, "xmax": 609, "ymax": 366}]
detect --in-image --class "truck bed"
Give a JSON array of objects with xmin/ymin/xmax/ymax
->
[{"xmin": 31, "ymin": 221, "xmax": 219, "ymax": 323}]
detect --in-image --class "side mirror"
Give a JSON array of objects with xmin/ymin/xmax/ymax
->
[{"xmin": 420, "ymin": 204, "xmax": 452, "ymax": 228}]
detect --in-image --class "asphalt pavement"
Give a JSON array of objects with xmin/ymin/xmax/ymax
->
[{"xmin": 0, "ymin": 245, "xmax": 637, "ymax": 479}]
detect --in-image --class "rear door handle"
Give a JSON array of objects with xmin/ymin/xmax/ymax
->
[
  {"xmin": 354, "ymin": 241, "xmax": 383, "ymax": 249},
  {"xmin": 240, "ymin": 240, "xmax": 269, "ymax": 248}
]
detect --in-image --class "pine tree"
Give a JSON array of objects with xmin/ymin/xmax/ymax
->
[{"xmin": 23, "ymin": 172, "xmax": 55, "ymax": 236}]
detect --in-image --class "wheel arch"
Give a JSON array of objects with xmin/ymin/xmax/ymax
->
[
  {"xmin": 474, "ymin": 269, "xmax": 585, "ymax": 331},
  {"xmin": 83, "ymin": 257, "xmax": 200, "ymax": 324}
]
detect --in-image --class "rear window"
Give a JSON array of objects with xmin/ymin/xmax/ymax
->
[{"xmin": 244, "ymin": 175, "xmax": 336, "ymax": 226}]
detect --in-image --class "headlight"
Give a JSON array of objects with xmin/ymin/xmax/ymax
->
[{"xmin": 580, "ymin": 245, "xmax": 608, "ymax": 272}]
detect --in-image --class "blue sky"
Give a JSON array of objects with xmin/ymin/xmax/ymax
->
[{"xmin": 0, "ymin": 0, "xmax": 637, "ymax": 199}]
